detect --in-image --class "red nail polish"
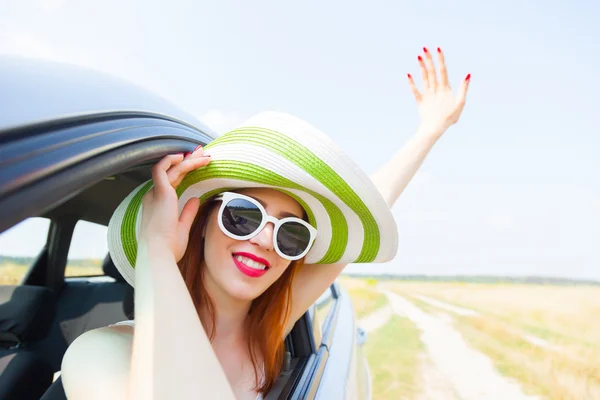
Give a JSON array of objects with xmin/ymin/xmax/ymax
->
[
  {"xmin": 418, "ymin": 55, "xmax": 423, "ymax": 61},
  {"xmin": 407, "ymin": 73, "xmax": 412, "ymax": 79},
  {"xmin": 465, "ymin": 73, "xmax": 471, "ymax": 81},
  {"xmin": 184, "ymin": 152, "xmax": 191, "ymax": 157},
  {"xmin": 194, "ymin": 145, "xmax": 202, "ymax": 152},
  {"xmin": 423, "ymin": 47, "xmax": 428, "ymax": 53},
  {"xmin": 437, "ymin": 47, "xmax": 441, "ymax": 53}
]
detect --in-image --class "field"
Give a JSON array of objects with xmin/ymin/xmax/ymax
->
[
  {"xmin": 387, "ymin": 281, "xmax": 600, "ymax": 400},
  {"xmin": 338, "ymin": 276, "xmax": 388, "ymax": 318},
  {"xmin": 0, "ymin": 257, "xmax": 104, "ymax": 285},
  {"xmin": 341, "ymin": 277, "xmax": 600, "ymax": 400},
  {"xmin": 364, "ymin": 315, "xmax": 423, "ymax": 399},
  {"xmin": 339, "ymin": 276, "xmax": 424, "ymax": 399}
]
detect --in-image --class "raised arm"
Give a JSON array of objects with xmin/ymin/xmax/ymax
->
[
  {"xmin": 371, "ymin": 47, "xmax": 471, "ymax": 206},
  {"xmin": 62, "ymin": 149, "xmax": 235, "ymax": 400},
  {"xmin": 286, "ymin": 47, "xmax": 471, "ymax": 332}
]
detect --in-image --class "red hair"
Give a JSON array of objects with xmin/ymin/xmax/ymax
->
[{"xmin": 177, "ymin": 201, "xmax": 302, "ymax": 394}]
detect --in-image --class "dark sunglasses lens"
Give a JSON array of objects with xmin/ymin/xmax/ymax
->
[
  {"xmin": 277, "ymin": 221, "xmax": 312, "ymax": 258},
  {"xmin": 221, "ymin": 199, "xmax": 263, "ymax": 237}
]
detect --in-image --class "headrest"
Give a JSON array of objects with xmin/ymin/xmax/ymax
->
[
  {"xmin": 0, "ymin": 285, "xmax": 56, "ymax": 346},
  {"xmin": 102, "ymin": 253, "xmax": 125, "ymax": 283}
]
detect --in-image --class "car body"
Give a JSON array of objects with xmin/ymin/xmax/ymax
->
[{"xmin": 0, "ymin": 56, "xmax": 371, "ymax": 400}]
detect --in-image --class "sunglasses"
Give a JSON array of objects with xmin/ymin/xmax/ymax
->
[{"xmin": 212, "ymin": 192, "xmax": 318, "ymax": 261}]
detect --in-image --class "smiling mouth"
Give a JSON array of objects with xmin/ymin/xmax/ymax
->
[
  {"xmin": 234, "ymin": 254, "xmax": 269, "ymax": 270},
  {"xmin": 232, "ymin": 252, "xmax": 270, "ymax": 278}
]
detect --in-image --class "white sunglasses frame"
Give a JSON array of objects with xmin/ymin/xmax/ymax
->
[{"xmin": 213, "ymin": 192, "xmax": 318, "ymax": 261}]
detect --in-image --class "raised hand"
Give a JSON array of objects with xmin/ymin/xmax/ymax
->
[
  {"xmin": 408, "ymin": 47, "xmax": 471, "ymax": 136},
  {"xmin": 139, "ymin": 146, "xmax": 211, "ymax": 262}
]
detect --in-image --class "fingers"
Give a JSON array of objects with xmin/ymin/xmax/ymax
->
[
  {"xmin": 169, "ymin": 152, "xmax": 212, "ymax": 187},
  {"xmin": 151, "ymin": 146, "xmax": 211, "ymax": 197},
  {"xmin": 409, "ymin": 47, "xmax": 458, "ymax": 94},
  {"xmin": 407, "ymin": 74, "xmax": 422, "ymax": 103},
  {"xmin": 423, "ymin": 47, "xmax": 437, "ymax": 91},
  {"xmin": 437, "ymin": 47, "xmax": 449, "ymax": 89},
  {"xmin": 152, "ymin": 153, "xmax": 185, "ymax": 196},
  {"xmin": 457, "ymin": 74, "xmax": 471, "ymax": 107},
  {"xmin": 417, "ymin": 55, "xmax": 429, "ymax": 91},
  {"xmin": 179, "ymin": 197, "xmax": 201, "ymax": 234}
]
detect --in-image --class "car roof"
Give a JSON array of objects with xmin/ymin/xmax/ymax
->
[{"xmin": 0, "ymin": 55, "xmax": 218, "ymax": 137}]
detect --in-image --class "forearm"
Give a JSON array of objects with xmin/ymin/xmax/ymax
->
[
  {"xmin": 129, "ymin": 239, "xmax": 234, "ymax": 400},
  {"xmin": 370, "ymin": 126, "xmax": 444, "ymax": 208}
]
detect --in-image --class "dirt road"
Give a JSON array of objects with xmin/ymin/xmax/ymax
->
[{"xmin": 382, "ymin": 291, "xmax": 540, "ymax": 400}]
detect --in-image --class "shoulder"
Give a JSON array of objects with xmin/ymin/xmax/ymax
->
[{"xmin": 61, "ymin": 325, "xmax": 133, "ymax": 400}]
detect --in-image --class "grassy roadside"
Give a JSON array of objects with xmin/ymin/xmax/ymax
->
[
  {"xmin": 390, "ymin": 282, "xmax": 600, "ymax": 400},
  {"xmin": 453, "ymin": 315, "xmax": 600, "ymax": 400},
  {"xmin": 347, "ymin": 287, "xmax": 388, "ymax": 319},
  {"xmin": 339, "ymin": 276, "xmax": 388, "ymax": 319},
  {"xmin": 364, "ymin": 315, "xmax": 423, "ymax": 399}
]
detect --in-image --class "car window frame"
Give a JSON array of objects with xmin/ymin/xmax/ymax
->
[
  {"xmin": 0, "ymin": 114, "xmax": 212, "ymax": 292},
  {"xmin": 318, "ymin": 284, "xmax": 340, "ymax": 350},
  {"xmin": 281, "ymin": 283, "xmax": 341, "ymax": 399}
]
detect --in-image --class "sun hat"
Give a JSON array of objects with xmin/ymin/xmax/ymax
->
[{"xmin": 107, "ymin": 111, "xmax": 398, "ymax": 286}]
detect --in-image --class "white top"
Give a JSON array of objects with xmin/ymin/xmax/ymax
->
[{"xmin": 112, "ymin": 320, "xmax": 264, "ymax": 400}]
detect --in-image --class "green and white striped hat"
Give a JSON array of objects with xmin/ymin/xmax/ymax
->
[{"xmin": 108, "ymin": 111, "xmax": 398, "ymax": 286}]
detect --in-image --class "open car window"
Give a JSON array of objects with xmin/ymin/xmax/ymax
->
[
  {"xmin": 0, "ymin": 217, "xmax": 50, "ymax": 285},
  {"xmin": 65, "ymin": 220, "xmax": 108, "ymax": 278}
]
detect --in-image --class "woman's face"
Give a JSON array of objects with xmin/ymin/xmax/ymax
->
[{"xmin": 202, "ymin": 188, "xmax": 305, "ymax": 302}]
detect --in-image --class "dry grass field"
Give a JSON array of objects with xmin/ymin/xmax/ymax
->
[
  {"xmin": 363, "ymin": 315, "xmax": 423, "ymax": 399},
  {"xmin": 338, "ymin": 276, "xmax": 388, "ymax": 318},
  {"xmin": 0, "ymin": 260, "xmax": 103, "ymax": 285},
  {"xmin": 386, "ymin": 281, "xmax": 600, "ymax": 400},
  {"xmin": 340, "ymin": 277, "xmax": 424, "ymax": 399}
]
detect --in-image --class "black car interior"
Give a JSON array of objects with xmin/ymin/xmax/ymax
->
[
  {"xmin": 0, "ymin": 285, "xmax": 56, "ymax": 399},
  {"xmin": 0, "ymin": 160, "xmax": 316, "ymax": 400}
]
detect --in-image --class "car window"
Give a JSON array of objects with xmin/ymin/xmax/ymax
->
[
  {"xmin": 65, "ymin": 220, "xmax": 108, "ymax": 277},
  {"xmin": 315, "ymin": 286, "xmax": 335, "ymax": 333},
  {"xmin": 0, "ymin": 217, "xmax": 51, "ymax": 285}
]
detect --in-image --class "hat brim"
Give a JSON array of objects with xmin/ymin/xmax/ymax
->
[{"xmin": 108, "ymin": 112, "xmax": 398, "ymax": 287}]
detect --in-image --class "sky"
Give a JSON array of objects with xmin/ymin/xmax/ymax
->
[{"xmin": 0, "ymin": 0, "xmax": 598, "ymax": 280}]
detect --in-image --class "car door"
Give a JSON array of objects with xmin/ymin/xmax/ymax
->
[
  {"xmin": 278, "ymin": 282, "xmax": 370, "ymax": 400},
  {"xmin": 311, "ymin": 283, "xmax": 371, "ymax": 400}
]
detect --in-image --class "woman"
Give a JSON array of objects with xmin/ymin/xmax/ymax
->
[{"xmin": 62, "ymin": 47, "xmax": 470, "ymax": 400}]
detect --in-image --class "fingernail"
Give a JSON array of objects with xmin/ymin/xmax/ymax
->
[
  {"xmin": 407, "ymin": 73, "xmax": 412, "ymax": 79},
  {"xmin": 465, "ymin": 73, "xmax": 471, "ymax": 81},
  {"xmin": 423, "ymin": 47, "xmax": 428, "ymax": 53},
  {"xmin": 437, "ymin": 47, "xmax": 442, "ymax": 53},
  {"xmin": 418, "ymin": 55, "xmax": 423, "ymax": 61},
  {"xmin": 194, "ymin": 145, "xmax": 202, "ymax": 152},
  {"xmin": 184, "ymin": 152, "xmax": 192, "ymax": 158}
]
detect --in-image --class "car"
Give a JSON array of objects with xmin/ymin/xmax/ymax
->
[{"xmin": 0, "ymin": 56, "xmax": 371, "ymax": 400}]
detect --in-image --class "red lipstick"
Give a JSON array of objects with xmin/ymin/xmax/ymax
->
[{"xmin": 232, "ymin": 252, "xmax": 270, "ymax": 278}]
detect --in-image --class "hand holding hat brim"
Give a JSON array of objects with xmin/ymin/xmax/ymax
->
[{"xmin": 138, "ymin": 147, "xmax": 211, "ymax": 265}]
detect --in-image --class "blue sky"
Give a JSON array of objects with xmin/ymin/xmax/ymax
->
[{"xmin": 0, "ymin": 0, "xmax": 598, "ymax": 279}]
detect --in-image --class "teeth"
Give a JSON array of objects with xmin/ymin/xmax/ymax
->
[{"xmin": 235, "ymin": 255, "xmax": 267, "ymax": 270}]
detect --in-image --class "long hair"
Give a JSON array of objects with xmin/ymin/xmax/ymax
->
[{"xmin": 177, "ymin": 200, "xmax": 302, "ymax": 394}]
